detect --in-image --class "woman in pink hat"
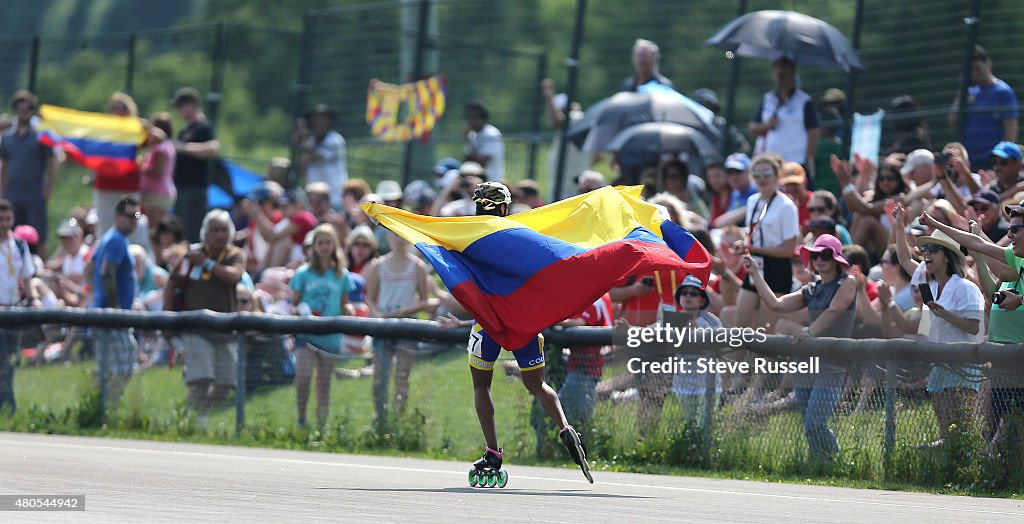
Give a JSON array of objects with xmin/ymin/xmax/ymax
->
[{"xmin": 743, "ymin": 233, "xmax": 857, "ymax": 460}]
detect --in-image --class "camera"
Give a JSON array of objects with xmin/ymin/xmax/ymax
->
[{"xmin": 992, "ymin": 289, "xmax": 1019, "ymax": 306}]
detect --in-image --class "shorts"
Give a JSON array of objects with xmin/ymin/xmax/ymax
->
[
  {"xmin": 467, "ymin": 323, "xmax": 544, "ymax": 372},
  {"xmin": 177, "ymin": 333, "xmax": 237, "ymax": 386},
  {"xmin": 741, "ymin": 255, "xmax": 792, "ymax": 294},
  {"xmin": 141, "ymin": 192, "xmax": 176, "ymax": 212},
  {"xmin": 93, "ymin": 328, "xmax": 137, "ymax": 376}
]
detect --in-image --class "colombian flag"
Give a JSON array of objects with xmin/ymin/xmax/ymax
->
[
  {"xmin": 37, "ymin": 104, "xmax": 145, "ymax": 191},
  {"xmin": 363, "ymin": 186, "xmax": 711, "ymax": 349}
]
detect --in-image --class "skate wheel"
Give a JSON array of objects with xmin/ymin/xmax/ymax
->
[
  {"xmin": 485, "ymin": 471, "xmax": 497, "ymax": 488},
  {"xmin": 497, "ymin": 469, "xmax": 509, "ymax": 488},
  {"xmin": 468, "ymin": 469, "xmax": 479, "ymax": 487}
]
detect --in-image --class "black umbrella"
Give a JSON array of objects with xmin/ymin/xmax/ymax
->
[
  {"xmin": 705, "ymin": 10, "xmax": 864, "ymax": 72},
  {"xmin": 606, "ymin": 122, "xmax": 720, "ymax": 160},
  {"xmin": 567, "ymin": 90, "xmax": 722, "ymax": 152},
  {"xmin": 606, "ymin": 123, "xmax": 720, "ymax": 185}
]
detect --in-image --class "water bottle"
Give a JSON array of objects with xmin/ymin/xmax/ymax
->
[{"xmin": 188, "ymin": 243, "xmax": 203, "ymax": 280}]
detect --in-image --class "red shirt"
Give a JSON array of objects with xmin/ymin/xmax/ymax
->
[
  {"xmin": 289, "ymin": 211, "xmax": 317, "ymax": 245},
  {"xmin": 617, "ymin": 270, "xmax": 691, "ymax": 327},
  {"xmin": 567, "ymin": 294, "xmax": 613, "ymax": 378}
]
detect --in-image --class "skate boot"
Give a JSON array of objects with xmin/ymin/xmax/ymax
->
[
  {"xmin": 468, "ymin": 447, "xmax": 508, "ymax": 488},
  {"xmin": 559, "ymin": 426, "xmax": 593, "ymax": 484}
]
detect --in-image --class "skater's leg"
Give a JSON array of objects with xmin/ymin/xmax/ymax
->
[
  {"xmin": 294, "ymin": 346, "xmax": 316, "ymax": 426},
  {"xmin": 521, "ymin": 367, "xmax": 569, "ymax": 430},
  {"xmin": 471, "ymin": 366, "xmax": 498, "ymax": 450},
  {"xmin": 314, "ymin": 353, "xmax": 334, "ymax": 427}
]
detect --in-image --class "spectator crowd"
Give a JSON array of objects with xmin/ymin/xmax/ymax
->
[{"xmin": 0, "ymin": 39, "xmax": 1022, "ymax": 463}]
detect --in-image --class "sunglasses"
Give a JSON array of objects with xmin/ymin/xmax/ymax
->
[
  {"xmin": 992, "ymin": 157, "xmax": 1015, "ymax": 166},
  {"xmin": 809, "ymin": 251, "xmax": 834, "ymax": 262},
  {"xmin": 751, "ymin": 169, "xmax": 775, "ymax": 179},
  {"xmin": 807, "ymin": 206, "xmax": 828, "ymax": 214},
  {"xmin": 1008, "ymin": 224, "xmax": 1024, "ymax": 236},
  {"xmin": 919, "ymin": 244, "xmax": 943, "ymax": 254},
  {"xmin": 678, "ymin": 289, "xmax": 703, "ymax": 298}
]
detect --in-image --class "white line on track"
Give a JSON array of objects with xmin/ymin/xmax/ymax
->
[{"xmin": 4, "ymin": 437, "xmax": 1021, "ymax": 517}]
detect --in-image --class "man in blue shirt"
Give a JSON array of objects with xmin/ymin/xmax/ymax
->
[
  {"xmin": 952, "ymin": 45, "xmax": 1019, "ymax": 170},
  {"xmin": 91, "ymin": 197, "xmax": 140, "ymax": 403}
]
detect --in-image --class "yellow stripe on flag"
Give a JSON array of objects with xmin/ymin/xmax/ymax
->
[{"xmin": 38, "ymin": 104, "xmax": 146, "ymax": 145}]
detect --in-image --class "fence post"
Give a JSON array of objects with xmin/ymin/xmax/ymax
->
[
  {"xmin": 235, "ymin": 332, "xmax": 247, "ymax": 438},
  {"xmin": 842, "ymin": 0, "xmax": 865, "ymax": 154},
  {"xmin": 125, "ymin": 33, "xmax": 137, "ymax": 95},
  {"xmin": 955, "ymin": 0, "xmax": 982, "ymax": 144},
  {"xmin": 400, "ymin": 0, "xmax": 432, "ymax": 189},
  {"xmin": 527, "ymin": 52, "xmax": 548, "ymax": 181},
  {"xmin": 553, "ymin": 0, "xmax": 588, "ymax": 202},
  {"xmin": 97, "ymin": 333, "xmax": 108, "ymax": 423},
  {"xmin": 207, "ymin": 22, "xmax": 227, "ymax": 126},
  {"xmin": 27, "ymin": 35, "xmax": 40, "ymax": 93},
  {"xmin": 290, "ymin": 12, "xmax": 316, "ymax": 190},
  {"xmin": 721, "ymin": 0, "xmax": 747, "ymax": 156},
  {"xmin": 883, "ymin": 357, "xmax": 896, "ymax": 479}
]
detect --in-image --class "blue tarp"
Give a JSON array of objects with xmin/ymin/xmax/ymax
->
[{"xmin": 208, "ymin": 160, "xmax": 264, "ymax": 209}]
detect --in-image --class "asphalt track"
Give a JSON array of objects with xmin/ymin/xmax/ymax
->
[{"xmin": 1, "ymin": 432, "xmax": 1022, "ymax": 523}]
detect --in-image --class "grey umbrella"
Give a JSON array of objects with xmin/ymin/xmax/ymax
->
[
  {"xmin": 605, "ymin": 122, "xmax": 720, "ymax": 160},
  {"xmin": 605, "ymin": 122, "xmax": 720, "ymax": 184},
  {"xmin": 705, "ymin": 10, "xmax": 864, "ymax": 72},
  {"xmin": 570, "ymin": 90, "xmax": 723, "ymax": 153}
]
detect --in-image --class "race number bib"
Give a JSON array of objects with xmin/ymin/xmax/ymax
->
[{"xmin": 467, "ymin": 329, "xmax": 483, "ymax": 358}]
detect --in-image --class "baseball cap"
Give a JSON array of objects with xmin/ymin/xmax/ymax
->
[
  {"xmin": 1005, "ymin": 198, "xmax": 1024, "ymax": 217},
  {"xmin": 990, "ymin": 141, "xmax": 1023, "ymax": 161},
  {"xmin": 900, "ymin": 149, "xmax": 934, "ymax": 175},
  {"xmin": 434, "ymin": 157, "xmax": 461, "ymax": 176},
  {"xmin": 247, "ymin": 185, "xmax": 274, "ymax": 203},
  {"xmin": 967, "ymin": 189, "xmax": 1000, "ymax": 207},
  {"xmin": 57, "ymin": 219, "xmax": 82, "ymax": 237},
  {"xmin": 820, "ymin": 88, "xmax": 847, "ymax": 104},
  {"xmin": 170, "ymin": 86, "xmax": 202, "ymax": 107},
  {"xmin": 376, "ymin": 180, "xmax": 403, "ymax": 202},
  {"xmin": 779, "ymin": 162, "xmax": 807, "ymax": 186},
  {"xmin": 13, "ymin": 224, "xmax": 39, "ymax": 246},
  {"xmin": 305, "ymin": 182, "xmax": 331, "ymax": 196},
  {"xmin": 724, "ymin": 153, "xmax": 751, "ymax": 172},
  {"xmin": 459, "ymin": 161, "xmax": 486, "ymax": 178}
]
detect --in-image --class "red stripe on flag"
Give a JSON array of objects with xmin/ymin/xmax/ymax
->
[{"xmin": 451, "ymin": 239, "xmax": 710, "ymax": 349}]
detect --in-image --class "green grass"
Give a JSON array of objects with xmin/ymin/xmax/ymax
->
[{"xmin": 4, "ymin": 349, "xmax": 1023, "ymax": 498}]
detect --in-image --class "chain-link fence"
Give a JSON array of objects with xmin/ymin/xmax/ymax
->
[
  {"xmin": 3, "ymin": 0, "xmax": 1023, "ymax": 186},
  {"xmin": 2, "ymin": 309, "xmax": 1022, "ymax": 490}
]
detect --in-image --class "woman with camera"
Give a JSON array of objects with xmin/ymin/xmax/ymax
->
[
  {"xmin": 910, "ymin": 216, "xmax": 987, "ymax": 446},
  {"xmin": 921, "ymin": 203, "xmax": 1024, "ymax": 447}
]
